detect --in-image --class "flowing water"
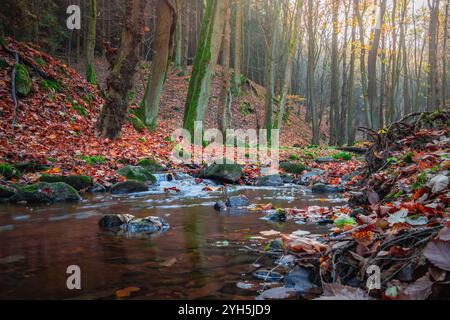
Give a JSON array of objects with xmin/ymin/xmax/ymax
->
[{"xmin": 0, "ymin": 174, "xmax": 346, "ymax": 299}]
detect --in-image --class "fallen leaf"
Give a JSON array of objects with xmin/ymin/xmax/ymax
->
[
  {"xmin": 403, "ymin": 274, "xmax": 433, "ymax": 300},
  {"xmin": 115, "ymin": 286, "xmax": 140, "ymax": 298},
  {"xmin": 424, "ymin": 239, "xmax": 450, "ymax": 271},
  {"xmin": 260, "ymin": 230, "xmax": 281, "ymax": 237},
  {"xmin": 315, "ymin": 283, "xmax": 372, "ymax": 300}
]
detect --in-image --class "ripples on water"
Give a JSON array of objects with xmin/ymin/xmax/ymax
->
[{"xmin": 0, "ymin": 174, "xmax": 346, "ymax": 299}]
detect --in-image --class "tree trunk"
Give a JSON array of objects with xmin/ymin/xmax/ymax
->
[
  {"xmin": 400, "ymin": 0, "xmax": 410, "ymax": 115},
  {"xmin": 174, "ymin": 0, "xmax": 183, "ymax": 69},
  {"xmin": 428, "ymin": 0, "xmax": 441, "ymax": 111},
  {"xmin": 307, "ymin": 0, "xmax": 319, "ymax": 145},
  {"xmin": 183, "ymin": 0, "xmax": 228, "ymax": 135},
  {"xmin": 367, "ymin": 0, "xmax": 387, "ymax": 129},
  {"xmin": 347, "ymin": 0, "xmax": 357, "ymax": 145},
  {"xmin": 141, "ymin": 0, "xmax": 176, "ymax": 130},
  {"xmin": 329, "ymin": 0, "xmax": 339, "ymax": 145},
  {"xmin": 86, "ymin": 0, "xmax": 97, "ymax": 84},
  {"xmin": 275, "ymin": 0, "xmax": 302, "ymax": 131},
  {"xmin": 338, "ymin": 4, "xmax": 350, "ymax": 146},
  {"xmin": 96, "ymin": 0, "xmax": 146, "ymax": 139},
  {"xmin": 218, "ymin": 6, "xmax": 232, "ymax": 133},
  {"xmin": 263, "ymin": 0, "xmax": 281, "ymax": 145},
  {"xmin": 233, "ymin": 0, "xmax": 243, "ymax": 95}
]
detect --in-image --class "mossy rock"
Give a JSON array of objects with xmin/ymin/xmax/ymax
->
[
  {"xmin": 200, "ymin": 160, "xmax": 243, "ymax": 184},
  {"xmin": 280, "ymin": 162, "xmax": 308, "ymax": 174},
  {"xmin": 10, "ymin": 182, "xmax": 81, "ymax": 203},
  {"xmin": 14, "ymin": 63, "xmax": 32, "ymax": 96},
  {"xmin": 40, "ymin": 175, "xmax": 93, "ymax": 191},
  {"xmin": 110, "ymin": 180, "xmax": 149, "ymax": 195},
  {"xmin": 137, "ymin": 159, "xmax": 165, "ymax": 172},
  {"xmin": 0, "ymin": 163, "xmax": 21, "ymax": 180},
  {"xmin": 117, "ymin": 166, "xmax": 156, "ymax": 183},
  {"xmin": 0, "ymin": 185, "xmax": 17, "ymax": 200},
  {"xmin": 13, "ymin": 162, "xmax": 50, "ymax": 173}
]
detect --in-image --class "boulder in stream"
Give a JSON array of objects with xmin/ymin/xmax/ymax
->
[
  {"xmin": 0, "ymin": 184, "xmax": 17, "ymax": 201},
  {"xmin": 255, "ymin": 175, "xmax": 284, "ymax": 187},
  {"xmin": 110, "ymin": 180, "xmax": 149, "ymax": 194},
  {"xmin": 200, "ymin": 161, "xmax": 243, "ymax": 184},
  {"xmin": 225, "ymin": 195, "xmax": 250, "ymax": 208},
  {"xmin": 40, "ymin": 174, "xmax": 93, "ymax": 191},
  {"xmin": 9, "ymin": 182, "xmax": 81, "ymax": 203},
  {"xmin": 99, "ymin": 214, "xmax": 169, "ymax": 235},
  {"xmin": 284, "ymin": 266, "xmax": 318, "ymax": 294},
  {"xmin": 117, "ymin": 165, "xmax": 156, "ymax": 183}
]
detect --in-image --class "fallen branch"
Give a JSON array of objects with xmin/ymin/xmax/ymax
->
[{"xmin": 10, "ymin": 50, "xmax": 19, "ymax": 130}]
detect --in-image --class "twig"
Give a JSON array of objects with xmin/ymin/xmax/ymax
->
[{"xmin": 11, "ymin": 50, "xmax": 19, "ymax": 130}]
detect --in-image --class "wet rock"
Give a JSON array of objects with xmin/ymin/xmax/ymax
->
[
  {"xmin": 350, "ymin": 208, "xmax": 366, "ymax": 218},
  {"xmin": 284, "ymin": 266, "xmax": 317, "ymax": 294},
  {"xmin": 226, "ymin": 195, "xmax": 250, "ymax": 208},
  {"xmin": 256, "ymin": 287, "xmax": 297, "ymax": 300},
  {"xmin": 15, "ymin": 63, "xmax": 32, "ymax": 96},
  {"xmin": 263, "ymin": 210, "xmax": 287, "ymax": 222},
  {"xmin": 40, "ymin": 174, "xmax": 93, "ymax": 191},
  {"xmin": 317, "ymin": 218, "xmax": 334, "ymax": 225},
  {"xmin": 255, "ymin": 175, "xmax": 284, "ymax": 187},
  {"xmin": 0, "ymin": 185, "xmax": 16, "ymax": 201},
  {"xmin": 267, "ymin": 238, "xmax": 284, "ymax": 251},
  {"xmin": 280, "ymin": 162, "xmax": 308, "ymax": 174},
  {"xmin": 88, "ymin": 183, "xmax": 107, "ymax": 193},
  {"xmin": 342, "ymin": 171, "xmax": 361, "ymax": 183},
  {"xmin": 312, "ymin": 183, "xmax": 343, "ymax": 193},
  {"xmin": 299, "ymin": 171, "xmax": 323, "ymax": 186},
  {"xmin": 110, "ymin": 180, "xmax": 149, "ymax": 195},
  {"xmin": 214, "ymin": 201, "xmax": 227, "ymax": 212},
  {"xmin": 253, "ymin": 269, "xmax": 284, "ymax": 282},
  {"xmin": 276, "ymin": 255, "xmax": 296, "ymax": 267},
  {"xmin": 99, "ymin": 214, "xmax": 169, "ymax": 234},
  {"xmin": 0, "ymin": 163, "xmax": 20, "ymax": 180},
  {"xmin": 315, "ymin": 157, "xmax": 335, "ymax": 163},
  {"xmin": 116, "ymin": 166, "xmax": 156, "ymax": 183},
  {"xmin": 137, "ymin": 159, "xmax": 165, "ymax": 173},
  {"xmin": 200, "ymin": 161, "xmax": 243, "ymax": 184},
  {"xmin": 280, "ymin": 174, "xmax": 295, "ymax": 184},
  {"xmin": 348, "ymin": 191, "xmax": 369, "ymax": 206},
  {"xmin": 9, "ymin": 182, "xmax": 81, "ymax": 203}
]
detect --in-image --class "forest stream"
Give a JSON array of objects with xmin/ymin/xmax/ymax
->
[{"xmin": 0, "ymin": 173, "xmax": 346, "ymax": 300}]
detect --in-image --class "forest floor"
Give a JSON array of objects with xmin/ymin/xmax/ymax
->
[{"xmin": 0, "ymin": 39, "xmax": 449, "ymax": 300}]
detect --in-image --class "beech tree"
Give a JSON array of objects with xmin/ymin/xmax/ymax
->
[
  {"xmin": 96, "ymin": 0, "xmax": 146, "ymax": 139},
  {"xmin": 86, "ymin": 0, "xmax": 97, "ymax": 84}
]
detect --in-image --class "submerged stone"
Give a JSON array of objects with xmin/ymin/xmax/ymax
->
[
  {"xmin": 99, "ymin": 214, "xmax": 169, "ymax": 235},
  {"xmin": 253, "ymin": 269, "xmax": 284, "ymax": 282},
  {"xmin": 284, "ymin": 266, "xmax": 317, "ymax": 294},
  {"xmin": 311, "ymin": 183, "xmax": 343, "ymax": 193},
  {"xmin": 256, "ymin": 287, "xmax": 297, "ymax": 300}
]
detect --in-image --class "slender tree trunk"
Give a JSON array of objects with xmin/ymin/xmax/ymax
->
[
  {"xmin": 428, "ymin": 0, "xmax": 440, "ymax": 111},
  {"xmin": 275, "ymin": 0, "xmax": 302, "ymax": 131},
  {"xmin": 86, "ymin": 0, "xmax": 97, "ymax": 84},
  {"xmin": 183, "ymin": 0, "xmax": 228, "ymax": 134},
  {"xmin": 218, "ymin": 7, "xmax": 232, "ymax": 133},
  {"xmin": 307, "ymin": 0, "xmax": 319, "ymax": 145},
  {"xmin": 174, "ymin": 0, "xmax": 183, "ymax": 69},
  {"xmin": 443, "ymin": 0, "xmax": 449, "ymax": 107},
  {"xmin": 233, "ymin": 0, "xmax": 243, "ymax": 95},
  {"xmin": 339, "ymin": 4, "xmax": 350, "ymax": 146},
  {"xmin": 400, "ymin": 0, "xmax": 410, "ymax": 115},
  {"xmin": 96, "ymin": 0, "xmax": 146, "ymax": 139},
  {"xmin": 141, "ymin": 0, "xmax": 176, "ymax": 130},
  {"xmin": 184, "ymin": 0, "xmax": 190, "ymax": 66},
  {"xmin": 368, "ymin": 0, "xmax": 387, "ymax": 129},
  {"xmin": 263, "ymin": 0, "xmax": 281, "ymax": 144},
  {"xmin": 329, "ymin": 0, "xmax": 339, "ymax": 145},
  {"xmin": 348, "ymin": 0, "xmax": 357, "ymax": 145}
]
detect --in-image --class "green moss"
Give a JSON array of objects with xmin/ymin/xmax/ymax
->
[
  {"xmin": 41, "ymin": 79, "xmax": 61, "ymax": 93},
  {"xmin": 200, "ymin": 160, "xmax": 243, "ymax": 184},
  {"xmin": 79, "ymin": 155, "xmax": 106, "ymax": 165},
  {"xmin": 280, "ymin": 162, "xmax": 307, "ymax": 174},
  {"xmin": 332, "ymin": 152, "xmax": 353, "ymax": 161},
  {"xmin": 412, "ymin": 172, "xmax": 427, "ymax": 190},
  {"xmin": 137, "ymin": 159, "xmax": 165, "ymax": 172},
  {"xmin": 40, "ymin": 174, "xmax": 93, "ymax": 191},
  {"xmin": 12, "ymin": 182, "xmax": 81, "ymax": 203},
  {"xmin": 34, "ymin": 57, "xmax": 47, "ymax": 67},
  {"xmin": 117, "ymin": 166, "xmax": 156, "ymax": 183},
  {"xmin": 86, "ymin": 64, "xmax": 97, "ymax": 85},
  {"xmin": 0, "ymin": 185, "xmax": 16, "ymax": 199},
  {"xmin": 131, "ymin": 115, "xmax": 146, "ymax": 133},
  {"xmin": 0, "ymin": 163, "xmax": 20, "ymax": 179},
  {"xmin": 288, "ymin": 154, "xmax": 300, "ymax": 161},
  {"xmin": 14, "ymin": 63, "xmax": 32, "ymax": 96},
  {"xmin": 68, "ymin": 98, "xmax": 87, "ymax": 117},
  {"xmin": 404, "ymin": 152, "xmax": 414, "ymax": 164}
]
